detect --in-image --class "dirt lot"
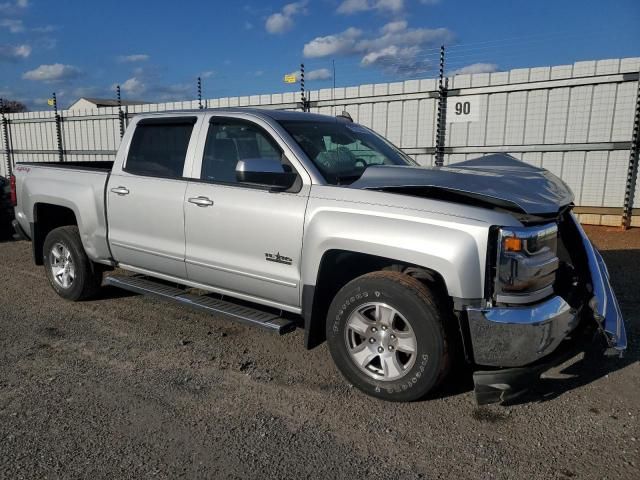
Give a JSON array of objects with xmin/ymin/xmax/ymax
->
[{"xmin": 0, "ymin": 226, "xmax": 638, "ymax": 480}]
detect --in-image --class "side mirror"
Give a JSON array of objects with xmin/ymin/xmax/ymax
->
[{"xmin": 235, "ymin": 159, "xmax": 298, "ymax": 190}]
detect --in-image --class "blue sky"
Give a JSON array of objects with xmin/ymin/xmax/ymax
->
[{"xmin": 0, "ymin": 0, "xmax": 638, "ymax": 109}]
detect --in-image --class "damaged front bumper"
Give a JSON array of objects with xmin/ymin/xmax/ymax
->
[{"xmin": 466, "ymin": 214, "xmax": 627, "ymax": 405}]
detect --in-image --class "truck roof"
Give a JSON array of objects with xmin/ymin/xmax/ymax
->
[{"xmin": 137, "ymin": 107, "xmax": 340, "ymax": 123}]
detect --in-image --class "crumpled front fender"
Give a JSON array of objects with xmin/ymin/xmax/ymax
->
[{"xmin": 571, "ymin": 213, "xmax": 627, "ymax": 353}]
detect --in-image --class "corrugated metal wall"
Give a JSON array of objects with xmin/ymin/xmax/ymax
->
[{"xmin": 2, "ymin": 57, "xmax": 639, "ymax": 225}]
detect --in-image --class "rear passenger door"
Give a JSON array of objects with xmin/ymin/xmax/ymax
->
[
  {"xmin": 183, "ymin": 116, "xmax": 309, "ymax": 310},
  {"xmin": 107, "ymin": 116, "xmax": 201, "ymax": 279}
]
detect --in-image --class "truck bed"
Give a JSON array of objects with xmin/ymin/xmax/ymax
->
[{"xmin": 12, "ymin": 160, "xmax": 113, "ymax": 264}]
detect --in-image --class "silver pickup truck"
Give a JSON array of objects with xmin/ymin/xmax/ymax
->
[{"xmin": 11, "ymin": 108, "xmax": 627, "ymax": 404}]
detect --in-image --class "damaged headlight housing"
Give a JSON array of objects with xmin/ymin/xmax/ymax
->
[{"xmin": 493, "ymin": 223, "xmax": 559, "ymax": 305}]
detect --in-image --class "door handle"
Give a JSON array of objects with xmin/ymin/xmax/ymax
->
[
  {"xmin": 111, "ymin": 186, "xmax": 130, "ymax": 196},
  {"xmin": 188, "ymin": 196, "xmax": 214, "ymax": 207}
]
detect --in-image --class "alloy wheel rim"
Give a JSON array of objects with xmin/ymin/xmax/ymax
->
[
  {"xmin": 50, "ymin": 243, "xmax": 75, "ymax": 289},
  {"xmin": 344, "ymin": 302, "xmax": 417, "ymax": 381}
]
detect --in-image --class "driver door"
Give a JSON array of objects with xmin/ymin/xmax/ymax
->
[{"xmin": 183, "ymin": 117, "xmax": 309, "ymax": 310}]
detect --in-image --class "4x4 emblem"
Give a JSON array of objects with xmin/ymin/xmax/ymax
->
[{"xmin": 265, "ymin": 252, "xmax": 292, "ymax": 265}]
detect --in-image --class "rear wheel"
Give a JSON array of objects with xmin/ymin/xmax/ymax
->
[
  {"xmin": 43, "ymin": 226, "xmax": 102, "ymax": 301},
  {"xmin": 326, "ymin": 271, "xmax": 450, "ymax": 402}
]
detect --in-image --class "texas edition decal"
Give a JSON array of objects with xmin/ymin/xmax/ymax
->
[{"xmin": 265, "ymin": 252, "xmax": 292, "ymax": 265}]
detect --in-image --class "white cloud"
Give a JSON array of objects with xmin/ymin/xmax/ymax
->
[
  {"xmin": 265, "ymin": 13, "xmax": 291, "ymax": 34},
  {"xmin": 265, "ymin": 0, "xmax": 307, "ymax": 34},
  {"xmin": 0, "ymin": 0, "xmax": 28, "ymax": 13},
  {"xmin": 356, "ymin": 22, "xmax": 452, "ymax": 53},
  {"xmin": 381, "ymin": 20, "xmax": 406, "ymax": 34},
  {"xmin": 112, "ymin": 74, "xmax": 197, "ymax": 102},
  {"xmin": 200, "ymin": 70, "xmax": 215, "ymax": 78},
  {"xmin": 0, "ymin": 43, "xmax": 31, "ymax": 61},
  {"xmin": 23, "ymin": 63, "xmax": 81, "ymax": 82},
  {"xmin": 303, "ymin": 20, "xmax": 452, "ymax": 76},
  {"xmin": 303, "ymin": 27, "xmax": 362, "ymax": 58},
  {"xmin": 118, "ymin": 77, "xmax": 146, "ymax": 96},
  {"xmin": 360, "ymin": 45, "xmax": 430, "ymax": 75},
  {"xmin": 306, "ymin": 68, "xmax": 332, "ymax": 81},
  {"xmin": 361, "ymin": 45, "xmax": 401, "ymax": 66},
  {"xmin": 337, "ymin": 0, "xmax": 404, "ymax": 15},
  {"xmin": 0, "ymin": 19, "xmax": 24, "ymax": 33},
  {"xmin": 244, "ymin": 21, "xmax": 254, "ymax": 30},
  {"xmin": 284, "ymin": 68, "xmax": 332, "ymax": 82},
  {"xmin": 450, "ymin": 62, "xmax": 498, "ymax": 75},
  {"xmin": 336, "ymin": 0, "xmax": 369, "ymax": 14},
  {"xmin": 375, "ymin": 0, "xmax": 404, "ymax": 12},
  {"xmin": 117, "ymin": 54, "xmax": 149, "ymax": 63},
  {"xmin": 13, "ymin": 43, "xmax": 29, "ymax": 56}
]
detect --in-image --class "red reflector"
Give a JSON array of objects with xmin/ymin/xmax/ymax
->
[{"xmin": 9, "ymin": 175, "xmax": 17, "ymax": 207}]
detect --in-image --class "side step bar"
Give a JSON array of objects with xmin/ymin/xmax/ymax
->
[{"xmin": 105, "ymin": 274, "xmax": 297, "ymax": 335}]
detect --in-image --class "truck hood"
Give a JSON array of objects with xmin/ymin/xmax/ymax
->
[{"xmin": 349, "ymin": 154, "xmax": 574, "ymax": 216}]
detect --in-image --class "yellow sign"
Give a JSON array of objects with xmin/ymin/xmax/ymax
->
[
  {"xmin": 47, "ymin": 98, "xmax": 54, "ymax": 106},
  {"xmin": 283, "ymin": 74, "xmax": 297, "ymax": 84}
]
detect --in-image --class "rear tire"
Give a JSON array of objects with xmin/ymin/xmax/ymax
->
[
  {"xmin": 326, "ymin": 271, "xmax": 450, "ymax": 402},
  {"xmin": 43, "ymin": 226, "xmax": 102, "ymax": 301}
]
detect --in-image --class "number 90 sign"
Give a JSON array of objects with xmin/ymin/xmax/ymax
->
[{"xmin": 446, "ymin": 96, "xmax": 480, "ymax": 123}]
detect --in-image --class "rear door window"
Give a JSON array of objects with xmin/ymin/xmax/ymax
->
[{"xmin": 125, "ymin": 117, "xmax": 196, "ymax": 178}]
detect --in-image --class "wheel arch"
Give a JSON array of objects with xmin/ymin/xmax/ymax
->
[
  {"xmin": 302, "ymin": 249, "xmax": 451, "ymax": 349},
  {"xmin": 32, "ymin": 202, "xmax": 79, "ymax": 265}
]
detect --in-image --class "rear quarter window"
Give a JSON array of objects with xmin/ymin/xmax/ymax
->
[{"xmin": 125, "ymin": 118, "xmax": 196, "ymax": 178}]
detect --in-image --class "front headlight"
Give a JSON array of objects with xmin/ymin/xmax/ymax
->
[{"xmin": 494, "ymin": 223, "xmax": 559, "ymax": 305}]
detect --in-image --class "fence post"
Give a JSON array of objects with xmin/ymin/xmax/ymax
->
[
  {"xmin": 198, "ymin": 77, "xmax": 203, "ymax": 110},
  {"xmin": 300, "ymin": 63, "xmax": 308, "ymax": 112},
  {"xmin": 52, "ymin": 93, "xmax": 64, "ymax": 163},
  {"xmin": 117, "ymin": 85, "xmax": 125, "ymax": 139},
  {"xmin": 622, "ymin": 76, "xmax": 640, "ymax": 230},
  {"xmin": 0, "ymin": 99, "xmax": 12, "ymax": 177},
  {"xmin": 435, "ymin": 45, "xmax": 448, "ymax": 167}
]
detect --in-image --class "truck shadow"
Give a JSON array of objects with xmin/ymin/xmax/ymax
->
[
  {"xmin": 91, "ymin": 285, "xmax": 138, "ymax": 300},
  {"xmin": 0, "ymin": 226, "xmax": 15, "ymax": 242}
]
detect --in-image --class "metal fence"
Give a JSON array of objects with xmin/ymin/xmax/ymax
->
[{"xmin": 2, "ymin": 57, "xmax": 639, "ymax": 226}]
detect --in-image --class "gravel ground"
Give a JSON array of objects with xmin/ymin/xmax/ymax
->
[{"xmin": 0, "ymin": 226, "xmax": 638, "ymax": 480}]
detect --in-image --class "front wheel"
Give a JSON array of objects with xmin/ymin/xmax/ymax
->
[
  {"xmin": 43, "ymin": 225, "xmax": 103, "ymax": 301},
  {"xmin": 326, "ymin": 271, "xmax": 450, "ymax": 402}
]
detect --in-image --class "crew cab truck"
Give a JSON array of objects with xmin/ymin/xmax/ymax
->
[{"xmin": 11, "ymin": 108, "xmax": 627, "ymax": 404}]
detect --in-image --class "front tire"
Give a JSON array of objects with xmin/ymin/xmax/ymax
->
[
  {"xmin": 326, "ymin": 271, "xmax": 449, "ymax": 402},
  {"xmin": 43, "ymin": 226, "xmax": 102, "ymax": 301}
]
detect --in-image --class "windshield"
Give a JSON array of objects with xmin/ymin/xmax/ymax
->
[{"xmin": 279, "ymin": 120, "xmax": 416, "ymax": 185}]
